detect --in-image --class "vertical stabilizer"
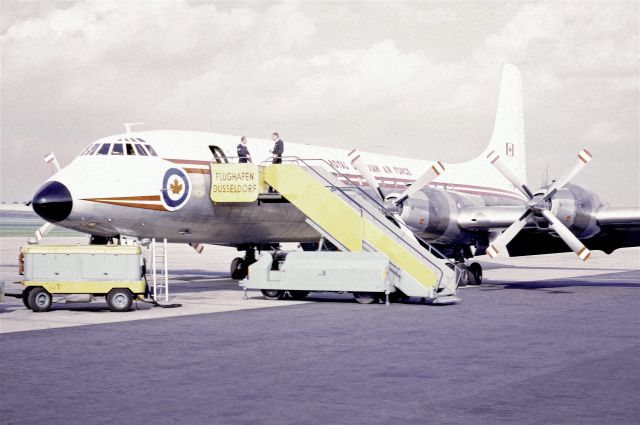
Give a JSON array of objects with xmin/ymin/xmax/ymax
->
[{"xmin": 483, "ymin": 64, "xmax": 527, "ymax": 184}]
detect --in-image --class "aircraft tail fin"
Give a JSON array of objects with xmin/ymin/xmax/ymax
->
[{"xmin": 480, "ymin": 64, "xmax": 527, "ymax": 184}]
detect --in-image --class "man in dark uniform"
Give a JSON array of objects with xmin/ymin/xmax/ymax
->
[
  {"xmin": 271, "ymin": 132, "xmax": 284, "ymax": 164},
  {"xmin": 237, "ymin": 136, "xmax": 252, "ymax": 163}
]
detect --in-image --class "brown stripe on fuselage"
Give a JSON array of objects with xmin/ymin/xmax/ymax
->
[
  {"xmin": 86, "ymin": 199, "xmax": 166, "ymax": 211},
  {"xmin": 185, "ymin": 168, "xmax": 210, "ymax": 174},
  {"xmin": 86, "ymin": 195, "xmax": 161, "ymax": 201},
  {"xmin": 165, "ymin": 158, "xmax": 210, "ymax": 165}
]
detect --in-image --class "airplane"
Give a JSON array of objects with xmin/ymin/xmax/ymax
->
[{"xmin": 29, "ymin": 64, "xmax": 640, "ymax": 283}]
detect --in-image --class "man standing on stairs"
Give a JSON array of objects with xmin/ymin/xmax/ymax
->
[{"xmin": 271, "ymin": 132, "xmax": 284, "ymax": 164}]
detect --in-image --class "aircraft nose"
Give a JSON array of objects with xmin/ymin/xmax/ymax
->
[{"xmin": 32, "ymin": 181, "xmax": 73, "ymax": 222}]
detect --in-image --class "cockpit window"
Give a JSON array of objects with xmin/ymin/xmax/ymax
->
[
  {"xmin": 126, "ymin": 143, "xmax": 135, "ymax": 155},
  {"xmin": 97, "ymin": 143, "xmax": 110, "ymax": 155},
  {"xmin": 111, "ymin": 144, "xmax": 124, "ymax": 155},
  {"xmin": 145, "ymin": 144, "xmax": 158, "ymax": 156},
  {"xmin": 87, "ymin": 144, "xmax": 100, "ymax": 155},
  {"xmin": 134, "ymin": 144, "xmax": 148, "ymax": 156}
]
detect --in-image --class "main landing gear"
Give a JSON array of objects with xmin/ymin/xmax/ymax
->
[
  {"xmin": 230, "ymin": 246, "xmax": 257, "ymax": 280},
  {"xmin": 457, "ymin": 261, "xmax": 483, "ymax": 286}
]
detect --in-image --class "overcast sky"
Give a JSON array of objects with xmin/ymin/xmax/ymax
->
[{"xmin": 1, "ymin": 0, "xmax": 638, "ymax": 206}]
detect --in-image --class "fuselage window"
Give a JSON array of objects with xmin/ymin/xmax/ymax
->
[
  {"xmin": 87, "ymin": 144, "xmax": 100, "ymax": 155},
  {"xmin": 97, "ymin": 143, "xmax": 111, "ymax": 155},
  {"xmin": 136, "ymin": 138, "xmax": 147, "ymax": 143},
  {"xmin": 126, "ymin": 143, "xmax": 135, "ymax": 155},
  {"xmin": 145, "ymin": 144, "xmax": 158, "ymax": 156},
  {"xmin": 112, "ymin": 144, "xmax": 124, "ymax": 155},
  {"xmin": 134, "ymin": 144, "xmax": 148, "ymax": 156}
]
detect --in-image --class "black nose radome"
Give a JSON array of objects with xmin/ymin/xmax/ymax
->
[{"xmin": 32, "ymin": 181, "xmax": 73, "ymax": 222}]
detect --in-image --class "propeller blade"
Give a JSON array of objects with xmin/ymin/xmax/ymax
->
[
  {"xmin": 35, "ymin": 222, "xmax": 55, "ymax": 242},
  {"xmin": 189, "ymin": 243, "xmax": 204, "ymax": 254},
  {"xmin": 394, "ymin": 161, "xmax": 445, "ymax": 206},
  {"xmin": 44, "ymin": 152, "xmax": 61, "ymax": 174},
  {"xmin": 486, "ymin": 150, "xmax": 533, "ymax": 200},
  {"xmin": 486, "ymin": 209, "xmax": 532, "ymax": 258},
  {"xmin": 348, "ymin": 149, "xmax": 384, "ymax": 201},
  {"xmin": 540, "ymin": 210, "xmax": 591, "ymax": 261},
  {"xmin": 543, "ymin": 148, "xmax": 592, "ymax": 201}
]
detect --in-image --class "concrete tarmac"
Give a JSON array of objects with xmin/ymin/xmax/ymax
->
[{"xmin": 1, "ymin": 237, "xmax": 639, "ymax": 424}]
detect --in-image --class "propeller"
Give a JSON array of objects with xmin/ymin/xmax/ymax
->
[
  {"xmin": 485, "ymin": 148, "xmax": 592, "ymax": 261},
  {"xmin": 44, "ymin": 152, "xmax": 61, "ymax": 173},
  {"xmin": 347, "ymin": 149, "xmax": 445, "ymax": 207},
  {"xmin": 347, "ymin": 149, "xmax": 445, "ymax": 247}
]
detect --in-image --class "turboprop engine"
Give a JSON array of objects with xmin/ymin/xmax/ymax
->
[{"xmin": 530, "ymin": 183, "xmax": 602, "ymax": 239}]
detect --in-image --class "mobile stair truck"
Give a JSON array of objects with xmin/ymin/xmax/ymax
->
[
  {"xmin": 18, "ymin": 244, "xmax": 147, "ymax": 312},
  {"xmin": 215, "ymin": 160, "xmax": 461, "ymax": 305}
]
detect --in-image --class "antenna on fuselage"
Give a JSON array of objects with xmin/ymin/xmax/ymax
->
[{"xmin": 124, "ymin": 122, "xmax": 145, "ymax": 133}]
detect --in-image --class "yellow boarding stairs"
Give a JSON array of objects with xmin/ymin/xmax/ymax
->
[{"xmin": 262, "ymin": 162, "xmax": 460, "ymax": 304}]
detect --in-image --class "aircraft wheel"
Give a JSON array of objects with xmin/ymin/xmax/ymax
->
[
  {"xmin": 28, "ymin": 287, "xmax": 52, "ymax": 312},
  {"xmin": 352, "ymin": 292, "xmax": 378, "ymax": 304},
  {"xmin": 107, "ymin": 288, "xmax": 133, "ymax": 312},
  {"xmin": 468, "ymin": 262, "xmax": 483, "ymax": 285},
  {"xmin": 289, "ymin": 290, "xmax": 309, "ymax": 300},
  {"xmin": 261, "ymin": 289, "xmax": 285, "ymax": 300},
  {"xmin": 230, "ymin": 257, "xmax": 246, "ymax": 280}
]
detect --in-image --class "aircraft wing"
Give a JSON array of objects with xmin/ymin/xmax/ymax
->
[{"xmin": 459, "ymin": 205, "xmax": 640, "ymax": 257}]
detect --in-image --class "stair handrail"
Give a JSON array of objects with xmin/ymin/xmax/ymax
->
[{"xmin": 260, "ymin": 157, "xmax": 461, "ymax": 286}]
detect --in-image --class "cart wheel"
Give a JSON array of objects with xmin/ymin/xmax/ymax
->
[
  {"xmin": 352, "ymin": 292, "xmax": 378, "ymax": 304},
  {"xmin": 260, "ymin": 289, "xmax": 285, "ymax": 300},
  {"xmin": 22, "ymin": 288, "xmax": 32, "ymax": 308},
  {"xmin": 388, "ymin": 290, "xmax": 409, "ymax": 303},
  {"xmin": 289, "ymin": 290, "xmax": 309, "ymax": 300},
  {"xmin": 28, "ymin": 287, "xmax": 52, "ymax": 312},
  {"xmin": 107, "ymin": 288, "xmax": 133, "ymax": 312}
]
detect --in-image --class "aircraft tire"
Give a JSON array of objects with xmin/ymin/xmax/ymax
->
[
  {"xmin": 352, "ymin": 292, "xmax": 378, "ymax": 304},
  {"xmin": 261, "ymin": 289, "xmax": 285, "ymax": 300},
  {"xmin": 230, "ymin": 257, "xmax": 246, "ymax": 280},
  {"xmin": 468, "ymin": 262, "xmax": 483, "ymax": 285},
  {"xmin": 107, "ymin": 288, "xmax": 133, "ymax": 312},
  {"xmin": 28, "ymin": 287, "xmax": 52, "ymax": 312},
  {"xmin": 289, "ymin": 290, "xmax": 309, "ymax": 300}
]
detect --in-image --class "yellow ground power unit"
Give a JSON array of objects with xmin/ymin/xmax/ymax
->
[{"xmin": 19, "ymin": 245, "xmax": 146, "ymax": 312}]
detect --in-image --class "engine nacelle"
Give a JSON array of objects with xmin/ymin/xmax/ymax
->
[
  {"xmin": 396, "ymin": 188, "xmax": 472, "ymax": 242},
  {"xmin": 547, "ymin": 184, "xmax": 602, "ymax": 239}
]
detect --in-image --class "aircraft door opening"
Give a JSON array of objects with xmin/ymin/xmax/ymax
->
[{"xmin": 209, "ymin": 146, "xmax": 229, "ymax": 164}]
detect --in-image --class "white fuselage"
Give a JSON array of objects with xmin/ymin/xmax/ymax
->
[{"xmin": 37, "ymin": 130, "xmax": 525, "ymax": 245}]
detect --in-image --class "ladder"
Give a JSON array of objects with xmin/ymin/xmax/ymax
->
[
  {"xmin": 150, "ymin": 238, "xmax": 169, "ymax": 302},
  {"xmin": 263, "ymin": 163, "xmax": 460, "ymax": 303}
]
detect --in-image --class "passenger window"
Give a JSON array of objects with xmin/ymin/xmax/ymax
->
[
  {"xmin": 126, "ymin": 144, "xmax": 135, "ymax": 155},
  {"xmin": 112, "ymin": 144, "xmax": 124, "ymax": 155},
  {"xmin": 136, "ymin": 138, "xmax": 146, "ymax": 143},
  {"xmin": 87, "ymin": 144, "xmax": 100, "ymax": 155},
  {"xmin": 145, "ymin": 145, "xmax": 158, "ymax": 156},
  {"xmin": 97, "ymin": 144, "xmax": 110, "ymax": 155},
  {"xmin": 134, "ymin": 144, "xmax": 148, "ymax": 156}
]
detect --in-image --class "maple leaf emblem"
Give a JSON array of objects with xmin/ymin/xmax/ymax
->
[{"xmin": 169, "ymin": 178, "xmax": 183, "ymax": 195}]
